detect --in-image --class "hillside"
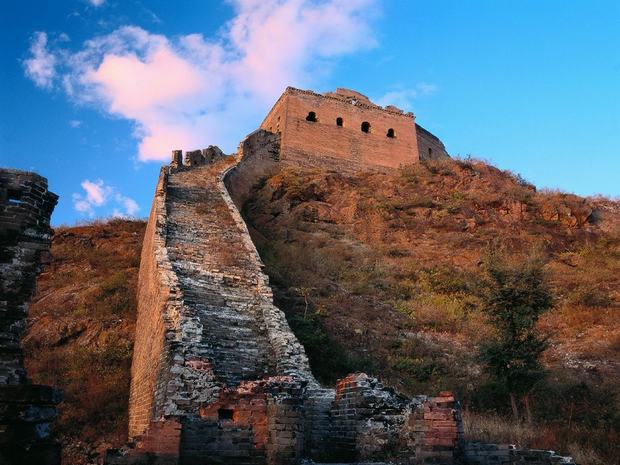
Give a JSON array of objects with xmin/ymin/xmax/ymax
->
[
  {"xmin": 22, "ymin": 158, "xmax": 619, "ymax": 465},
  {"xmin": 23, "ymin": 219, "xmax": 145, "ymax": 465},
  {"xmin": 239, "ymin": 158, "xmax": 620, "ymax": 464}
]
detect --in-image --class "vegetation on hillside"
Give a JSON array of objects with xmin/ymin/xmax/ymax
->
[
  {"xmin": 478, "ymin": 254, "xmax": 552, "ymax": 422},
  {"xmin": 24, "ymin": 219, "xmax": 145, "ymax": 465},
  {"xmin": 21, "ymin": 158, "xmax": 620, "ymax": 465},
  {"xmin": 240, "ymin": 158, "xmax": 620, "ymax": 464}
]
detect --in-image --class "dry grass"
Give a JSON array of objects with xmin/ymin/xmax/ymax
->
[
  {"xmin": 241, "ymin": 159, "xmax": 620, "ymax": 464},
  {"xmin": 24, "ymin": 218, "xmax": 146, "ymax": 465},
  {"xmin": 462, "ymin": 412, "xmax": 609, "ymax": 465}
]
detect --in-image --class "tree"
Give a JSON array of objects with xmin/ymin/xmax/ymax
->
[
  {"xmin": 291, "ymin": 286, "xmax": 314, "ymax": 319},
  {"xmin": 479, "ymin": 254, "xmax": 553, "ymax": 422}
]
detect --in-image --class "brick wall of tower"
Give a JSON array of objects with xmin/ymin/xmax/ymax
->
[
  {"xmin": 416, "ymin": 123, "xmax": 450, "ymax": 160},
  {"xmin": 260, "ymin": 87, "xmax": 419, "ymax": 170}
]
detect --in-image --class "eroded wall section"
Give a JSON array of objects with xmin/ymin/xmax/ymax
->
[{"xmin": 0, "ymin": 168, "xmax": 60, "ymax": 465}]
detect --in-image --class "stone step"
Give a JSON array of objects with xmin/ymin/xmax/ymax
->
[{"xmin": 164, "ymin": 166, "xmax": 275, "ymax": 383}]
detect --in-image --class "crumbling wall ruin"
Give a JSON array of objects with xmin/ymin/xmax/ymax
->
[
  {"xmin": 109, "ymin": 148, "xmax": 469, "ymax": 465},
  {"xmin": 110, "ymin": 94, "xmax": 575, "ymax": 463},
  {"xmin": 0, "ymin": 168, "xmax": 60, "ymax": 465},
  {"xmin": 225, "ymin": 129, "xmax": 281, "ymax": 209}
]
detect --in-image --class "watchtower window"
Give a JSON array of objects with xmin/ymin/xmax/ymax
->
[
  {"xmin": 336, "ymin": 117, "xmax": 343, "ymax": 127},
  {"xmin": 218, "ymin": 408, "xmax": 234, "ymax": 421},
  {"xmin": 386, "ymin": 128, "xmax": 395, "ymax": 138},
  {"xmin": 361, "ymin": 121, "xmax": 370, "ymax": 133},
  {"xmin": 306, "ymin": 111, "xmax": 317, "ymax": 122},
  {"xmin": 428, "ymin": 148, "xmax": 433, "ymax": 156}
]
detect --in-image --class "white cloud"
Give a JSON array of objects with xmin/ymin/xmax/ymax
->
[
  {"xmin": 416, "ymin": 82, "xmax": 438, "ymax": 95},
  {"xmin": 23, "ymin": 32, "xmax": 56, "ymax": 89},
  {"xmin": 69, "ymin": 119, "xmax": 83, "ymax": 128},
  {"xmin": 81, "ymin": 179, "xmax": 110, "ymax": 206},
  {"xmin": 88, "ymin": 0, "xmax": 106, "ymax": 7},
  {"xmin": 114, "ymin": 193, "xmax": 140, "ymax": 216},
  {"xmin": 72, "ymin": 179, "xmax": 139, "ymax": 217},
  {"xmin": 73, "ymin": 197, "xmax": 95, "ymax": 216},
  {"xmin": 375, "ymin": 82, "xmax": 439, "ymax": 111},
  {"xmin": 24, "ymin": 0, "xmax": 378, "ymax": 161}
]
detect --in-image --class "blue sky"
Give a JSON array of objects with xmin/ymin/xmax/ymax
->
[{"xmin": 1, "ymin": 0, "xmax": 618, "ymax": 225}]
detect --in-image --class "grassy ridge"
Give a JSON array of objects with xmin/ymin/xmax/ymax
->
[{"xmin": 241, "ymin": 159, "xmax": 620, "ymax": 464}]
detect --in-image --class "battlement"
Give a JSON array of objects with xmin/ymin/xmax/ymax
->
[
  {"xmin": 0, "ymin": 168, "xmax": 57, "ymax": 238},
  {"xmin": 169, "ymin": 87, "xmax": 449, "ymax": 172},
  {"xmin": 281, "ymin": 86, "xmax": 414, "ymax": 118},
  {"xmin": 170, "ymin": 145, "xmax": 227, "ymax": 171}
]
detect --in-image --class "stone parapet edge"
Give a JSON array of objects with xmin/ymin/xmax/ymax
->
[
  {"xmin": 284, "ymin": 87, "xmax": 415, "ymax": 118},
  {"xmin": 219, "ymin": 161, "xmax": 317, "ymax": 385}
]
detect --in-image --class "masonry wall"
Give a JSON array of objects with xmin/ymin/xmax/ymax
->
[
  {"xmin": 128, "ymin": 168, "xmax": 177, "ymax": 438},
  {"xmin": 116, "ymin": 113, "xmax": 573, "ymax": 464},
  {"xmin": 261, "ymin": 88, "xmax": 419, "ymax": 170},
  {"xmin": 416, "ymin": 123, "xmax": 450, "ymax": 161},
  {"xmin": 0, "ymin": 168, "xmax": 61, "ymax": 465},
  {"xmin": 323, "ymin": 373, "xmax": 461, "ymax": 465},
  {"xmin": 118, "ymin": 153, "xmax": 317, "ymax": 464},
  {"xmin": 225, "ymin": 130, "xmax": 281, "ymax": 210}
]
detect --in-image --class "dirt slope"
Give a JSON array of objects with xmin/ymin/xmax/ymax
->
[
  {"xmin": 239, "ymin": 158, "xmax": 620, "ymax": 464},
  {"xmin": 24, "ymin": 219, "xmax": 145, "ymax": 465}
]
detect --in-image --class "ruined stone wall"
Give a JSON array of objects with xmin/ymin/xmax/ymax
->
[
  {"xmin": 323, "ymin": 374, "xmax": 461, "ymax": 464},
  {"xmin": 225, "ymin": 130, "xmax": 281, "ymax": 210},
  {"xmin": 116, "ymin": 135, "xmax": 574, "ymax": 465},
  {"xmin": 118, "ymin": 152, "xmax": 316, "ymax": 463},
  {"xmin": 261, "ymin": 87, "xmax": 419, "ymax": 170},
  {"xmin": 0, "ymin": 168, "xmax": 60, "ymax": 464},
  {"xmin": 128, "ymin": 168, "xmax": 180, "ymax": 438},
  {"xmin": 416, "ymin": 123, "xmax": 450, "ymax": 161}
]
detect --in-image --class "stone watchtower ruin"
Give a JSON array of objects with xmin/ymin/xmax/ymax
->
[{"xmin": 260, "ymin": 87, "xmax": 448, "ymax": 170}]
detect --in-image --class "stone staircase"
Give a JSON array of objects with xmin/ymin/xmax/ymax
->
[{"xmin": 164, "ymin": 165, "xmax": 277, "ymax": 385}]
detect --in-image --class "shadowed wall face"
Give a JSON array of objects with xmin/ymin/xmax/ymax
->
[
  {"xmin": 416, "ymin": 123, "xmax": 450, "ymax": 160},
  {"xmin": 0, "ymin": 168, "xmax": 61, "ymax": 465}
]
